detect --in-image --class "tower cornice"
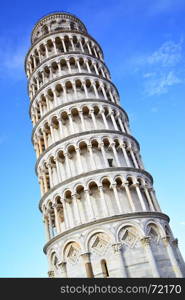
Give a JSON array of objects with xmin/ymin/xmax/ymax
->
[
  {"xmin": 43, "ymin": 212, "xmax": 170, "ymax": 254},
  {"xmin": 35, "ymin": 130, "xmax": 141, "ymax": 173},
  {"xmin": 31, "ymin": 99, "xmax": 129, "ymax": 137},
  {"xmin": 39, "ymin": 167, "xmax": 153, "ymax": 211}
]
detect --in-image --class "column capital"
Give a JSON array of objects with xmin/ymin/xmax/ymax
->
[
  {"xmin": 48, "ymin": 270, "xmax": 55, "ymax": 278},
  {"xmin": 141, "ymin": 236, "xmax": 151, "ymax": 246},
  {"xmin": 162, "ymin": 235, "xmax": 171, "ymax": 246},
  {"xmin": 112, "ymin": 242, "xmax": 123, "ymax": 253},
  {"xmin": 172, "ymin": 238, "xmax": 178, "ymax": 247},
  {"xmin": 58, "ymin": 261, "xmax": 67, "ymax": 268}
]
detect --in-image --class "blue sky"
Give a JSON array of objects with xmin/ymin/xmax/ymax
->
[{"xmin": 0, "ymin": 0, "xmax": 185, "ymax": 277}]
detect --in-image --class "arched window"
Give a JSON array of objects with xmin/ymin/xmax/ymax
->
[{"xmin": 101, "ymin": 259, "xmax": 109, "ymax": 277}]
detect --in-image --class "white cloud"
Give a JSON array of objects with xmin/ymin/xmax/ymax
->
[
  {"xmin": 144, "ymin": 71, "xmax": 182, "ymax": 96},
  {"xmin": 131, "ymin": 38, "xmax": 185, "ymax": 96},
  {"xmin": 147, "ymin": 40, "xmax": 183, "ymax": 67},
  {"xmin": 0, "ymin": 36, "xmax": 29, "ymax": 80}
]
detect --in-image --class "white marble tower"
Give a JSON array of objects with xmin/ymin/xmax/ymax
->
[{"xmin": 25, "ymin": 12, "xmax": 185, "ymax": 278}]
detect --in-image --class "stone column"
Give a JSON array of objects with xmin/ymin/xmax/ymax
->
[
  {"xmin": 53, "ymin": 204, "xmax": 61, "ymax": 234},
  {"xmin": 141, "ymin": 236, "xmax": 160, "ymax": 277},
  {"xmin": 52, "ymin": 39, "xmax": 57, "ymax": 54},
  {"xmin": 70, "ymin": 38, "xmax": 75, "ymax": 51},
  {"xmin": 81, "ymin": 252, "xmax": 94, "ymax": 278},
  {"xmin": 149, "ymin": 188, "xmax": 161, "ymax": 212},
  {"xmin": 87, "ymin": 42, "xmax": 92, "ymax": 55},
  {"xmin": 100, "ymin": 142, "xmax": 109, "ymax": 167},
  {"xmin": 64, "ymin": 152, "xmax": 71, "ymax": 178},
  {"xmin": 111, "ymin": 142, "xmax": 121, "ymax": 167},
  {"xmin": 134, "ymin": 183, "xmax": 147, "ymax": 211},
  {"xmin": 62, "ymin": 199, "xmax": 70, "ymax": 229},
  {"xmin": 92, "ymin": 82, "xmax": 99, "ymax": 98},
  {"xmin": 76, "ymin": 58, "xmax": 82, "ymax": 73},
  {"xmin": 101, "ymin": 67, "xmax": 105, "ymax": 78},
  {"xmin": 101, "ymin": 109, "xmax": 109, "ymax": 129},
  {"xmin": 143, "ymin": 186, "xmax": 155, "ymax": 211},
  {"xmin": 88, "ymin": 144, "xmax": 96, "ymax": 169},
  {"xmin": 110, "ymin": 112, "xmax": 119, "ymax": 130},
  {"xmin": 82, "ymin": 81, "xmax": 88, "ymax": 98},
  {"xmin": 66, "ymin": 59, "xmax": 72, "ymax": 73},
  {"xmin": 68, "ymin": 113, "xmax": 75, "ymax": 133},
  {"xmin": 99, "ymin": 185, "xmax": 109, "ymax": 216},
  {"xmin": 61, "ymin": 38, "xmax": 67, "ymax": 52},
  {"xmin": 55, "ymin": 157, "xmax": 62, "ymax": 182},
  {"xmin": 124, "ymin": 182, "xmax": 136, "ymax": 212},
  {"xmin": 118, "ymin": 116, "xmax": 125, "ymax": 132},
  {"xmin": 162, "ymin": 237, "xmax": 184, "ymax": 278},
  {"xmin": 130, "ymin": 148, "xmax": 139, "ymax": 168},
  {"xmin": 101, "ymin": 85, "xmax": 107, "ymax": 99},
  {"xmin": 79, "ymin": 40, "xmax": 84, "ymax": 52},
  {"xmin": 58, "ymin": 261, "xmax": 68, "ymax": 278},
  {"xmin": 112, "ymin": 183, "xmax": 122, "ymax": 212},
  {"xmin": 43, "ymin": 216, "xmax": 51, "ymax": 241},
  {"xmin": 85, "ymin": 59, "xmax": 91, "ymax": 73},
  {"xmin": 47, "ymin": 163, "xmax": 53, "ymax": 188},
  {"xmin": 93, "ymin": 46, "xmax": 98, "ymax": 58},
  {"xmin": 76, "ymin": 147, "xmax": 83, "ymax": 173},
  {"xmin": 72, "ymin": 82, "xmax": 78, "ymax": 99},
  {"xmin": 79, "ymin": 110, "xmax": 86, "ymax": 131},
  {"xmin": 90, "ymin": 109, "xmax": 97, "ymax": 129},
  {"xmin": 112, "ymin": 243, "xmax": 127, "ymax": 277},
  {"xmin": 109, "ymin": 89, "xmax": 115, "ymax": 103},
  {"xmin": 84, "ymin": 189, "xmax": 95, "ymax": 220},
  {"xmin": 44, "ymin": 43, "xmax": 49, "ymax": 58},
  {"xmin": 72, "ymin": 194, "xmax": 82, "ymax": 225},
  {"xmin": 93, "ymin": 62, "xmax": 99, "ymax": 75},
  {"xmin": 120, "ymin": 144, "xmax": 131, "ymax": 167},
  {"xmin": 48, "ymin": 211, "xmax": 54, "ymax": 238}
]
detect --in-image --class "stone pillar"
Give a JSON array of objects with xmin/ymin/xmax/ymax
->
[
  {"xmin": 162, "ymin": 237, "xmax": 184, "ymax": 278},
  {"xmin": 134, "ymin": 183, "xmax": 147, "ymax": 211},
  {"xmin": 124, "ymin": 182, "xmax": 136, "ymax": 212},
  {"xmin": 101, "ymin": 109, "xmax": 109, "ymax": 129},
  {"xmin": 61, "ymin": 38, "xmax": 67, "ymax": 52},
  {"xmin": 53, "ymin": 204, "xmax": 61, "ymax": 234},
  {"xmin": 84, "ymin": 189, "xmax": 95, "ymax": 220},
  {"xmin": 85, "ymin": 59, "xmax": 91, "ymax": 73},
  {"xmin": 70, "ymin": 38, "xmax": 75, "ymax": 51},
  {"xmin": 81, "ymin": 252, "xmax": 94, "ymax": 278},
  {"xmin": 87, "ymin": 42, "xmax": 92, "ymax": 55},
  {"xmin": 90, "ymin": 109, "xmax": 97, "ymax": 129},
  {"xmin": 76, "ymin": 59, "xmax": 82, "ymax": 73},
  {"xmin": 92, "ymin": 82, "xmax": 99, "ymax": 98},
  {"xmin": 120, "ymin": 144, "xmax": 131, "ymax": 167},
  {"xmin": 112, "ymin": 183, "xmax": 122, "ymax": 212},
  {"xmin": 72, "ymin": 194, "xmax": 82, "ymax": 225},
  {"xmin": 62, "ymin": 199, "xmax": 70, "ymax": 229},
  {"xmin": 100, "ymin": 142, "xmax": 109, "ymax": 167},
  {"xmin": 79, "ymin": 110, "xmax": 86, "ymax": 131},
  {"xmin": 149, "ymin": 188, "xmax": 161, "ymax": 212},
  {"xmin": 111, "ymin": 142, "xmax": 121, "ymax": 167},
  {"xmin": 118, "ymin": 116, "xmax": 125, "ymax": 132},
  {"xmin": 88, "ymin": 144, "xmax": 96, "ymax": 169},
  {"xmin": 79, "ymin": 40, "xmax": 84, "ymax": 52},
  {"xmin": 43, "ymin": 216, "xmax": 51, "ymax": 240},
  {"xmin": 112, "ymin": 243, "xmax": 127, "ymax": 277},
  {"xmin": 58, "ymin": 261, "xmax": 68, "ymax": 278},
  {"xmin": 141, "ymin": 236, "xmax": 160, "ymax": 277},
  {"xmin": 99, "ymin": 185, "xmax": 109, "ymax": 216},
  {"xmin": 76, "ymin": 147, "xmax": 83, "ymax": 173}
]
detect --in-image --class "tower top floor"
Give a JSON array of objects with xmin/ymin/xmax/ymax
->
[{"xmin": 31, "ymin": 12, "xmax": 87, "ymax": 45}]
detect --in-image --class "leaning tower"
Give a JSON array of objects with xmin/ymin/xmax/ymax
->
[{"xmin": 25, "ymin": 11, "xmax": 185, "ymax": 278}]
